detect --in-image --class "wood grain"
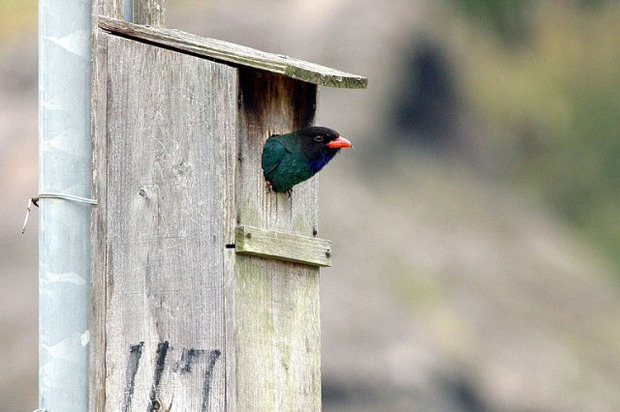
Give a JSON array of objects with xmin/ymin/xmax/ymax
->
[
  {"xmin": 94, "ymin": 0, "xmax": 123, "ymax": 19},
  {"xmin": 93, "ymin": 28, "xmax": 324, "ymax": 411},
  {"xmin": 133, "ymin": 0, "xmax": 166, "ymax": 27},
  {"xmin": 235, "ymin": 225, "xmax": 332, "ymax": 267},
  {"xmin": 98, "ymin": 16, "xmax": 368, "ymax": 89},
  {"xmin": 233, "ymin": 256, "xmax": 321, "ymax": 411},
  {"xmin": 94, "ymin": 33, "xmax": 237, "ymax": 411},
  {"xmin": 90, "ymin": 18, "xmax": 113, "ymax": 412},
  {"xmin": 233, "ymin": 68, "xmax": 321, "ymax": 411}
]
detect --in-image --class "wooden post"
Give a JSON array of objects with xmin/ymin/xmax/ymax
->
[
  {"xmin": 133, "ymin": 0, "xmax": 165, "ymax": 27},
  {"xmin": 93, "ymin": 0, "xmax": 122, "ymax": 17},
  {"xmin": 90, "ymin": 4, "xmax": 366, "ymax": 411}
]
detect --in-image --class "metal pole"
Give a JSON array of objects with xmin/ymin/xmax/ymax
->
[
  {"xmin": 38, "ymin": 1, "xmax": 92, "ymax": 411},
  {"xmin": 124, "ymin": 0, "xmax": 134, "ymax": 22}
]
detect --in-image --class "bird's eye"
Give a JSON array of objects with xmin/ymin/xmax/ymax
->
[{"xmin": 313, "ymin": 135, "xmax": 324, "ymax": 143}]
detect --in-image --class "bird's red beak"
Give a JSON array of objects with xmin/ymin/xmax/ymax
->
[{"xmin": 327, "ymin": 136, "xmax": 352, "ymax": 149}]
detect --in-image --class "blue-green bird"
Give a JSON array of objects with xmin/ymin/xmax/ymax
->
[{"xmin": 262, "ymin": 126, "xmax": 352, "ymax": 193}]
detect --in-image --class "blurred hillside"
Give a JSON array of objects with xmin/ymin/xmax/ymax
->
[
  {"xmin": 453, "ymin": 2, "xmax": 620, "ymax": 271},
  {"xmin": 1, "ymin": 0, "xmax": 619, "ymax": 411},
  {"xmin": 0, "ymin": 1, "xmax": 38, "ymax": 411}
]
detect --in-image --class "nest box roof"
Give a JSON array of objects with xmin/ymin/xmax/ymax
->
[{"xmin": 99, "ymin": 16, "xmax": 368, "ymax": 89}]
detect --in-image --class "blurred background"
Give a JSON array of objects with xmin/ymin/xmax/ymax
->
[{"xmin": 1, "ymin": 0, "xmax": 619, "ymax": 410}]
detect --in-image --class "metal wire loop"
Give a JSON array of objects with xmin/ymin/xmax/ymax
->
[{"xmin": 21, "ymin": 193, "xmax": 98, "ymax": 234}]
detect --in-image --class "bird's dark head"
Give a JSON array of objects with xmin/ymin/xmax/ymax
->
[{"xmin": 297, "ymin": 126, "xmax": 352, "ymax": 173}]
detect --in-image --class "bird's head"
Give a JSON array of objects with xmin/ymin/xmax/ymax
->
[{"xmin": 297, "ymin": 126, "xmax": 352, "ymax": 172}]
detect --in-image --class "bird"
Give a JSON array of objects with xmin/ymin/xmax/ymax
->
[{"xmin": 262, "ymin": 126, "xmax": 352, "ymax": 194}]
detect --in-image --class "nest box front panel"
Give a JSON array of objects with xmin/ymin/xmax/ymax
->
[{"xmin": 237, "ymin": 69, "xmax": 318, "ymax": 237}]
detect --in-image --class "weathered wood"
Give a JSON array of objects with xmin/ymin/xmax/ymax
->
[
  {"xmin": 98, "ymin": 16, "xmax": 368, "ymax": 89},
  {"xmin": 133, "ymin": 0, "xmax": 166, "ymax": 27},
  {"xmin": 235, "ymin": 225, "xmax": 332, "ymax": 267},
  {"xmin": 93, "ymin": 33, "xmax": 238, "ymax": 411},
  {"xmin": 94, "ymin": 0, "xmax": 123, "ymax": 18},
  {"xmin": 233, "ymin": 256, "xmax": 321, "ymax": 410},
  {"xmin": 234, "ymin": 68, "xmax": 321, "ymax": 411},
  {"xmin": 92, "ymin": 14, "xmax": 339, "ymax": 408},
  {"xmin": 237, "ymin": 69, "xmax": 319, "ymax": 236},
  {"xmin": 90, "ymin": 8, "xmax": 116, "ymax": 411}
]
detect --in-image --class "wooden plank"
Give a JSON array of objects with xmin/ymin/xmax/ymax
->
[
  {"xmin": 233, "ymin": 68, "xmax": 321, "ymax": 411},
  {"xmin": 133, "ymin": 0, "xmax": 166, "ymax": 27},
  {"xmin": 236, "ymin": 69, "xmax": 319, "ymax": 236},
  {"xmin": 90, "ymin": 5, "xmax": 121, "ymax": 411},
  {"xmin": 90, "ymin": 6, "xmax": 123, "ymax": 412},
  {"xmin": 234, "ymin": 256, "xmax": 321, "ymax": 411},
  {"xmin": 94, "ymin": 33, "xmax": 238, "ymax": 411},
  {"xmin": 90, "ymin": 27, "xmax": 110, "ymax": 412},
  {"xmin": 98, "ymin": 16, "xmax": 368, "ymax": 89},
  {"xmin": 235, "ymin": 225, "xmax": 332, "ymax": 267}
]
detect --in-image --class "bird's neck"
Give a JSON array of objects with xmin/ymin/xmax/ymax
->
[{"xmin": 307, "ymin": 150, "xmax": 338, "ymax": 173}]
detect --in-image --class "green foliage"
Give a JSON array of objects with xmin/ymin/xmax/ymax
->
[
  {"xmin": 457, "ymin": 2, "xmax": 620, "ymax": 270},
  {"xmin": 0, "ymin": 0, "xmax": 36, "ymax": 40},
  {"xmin": 451, "ymin": 0, "xmax": 608, "ymax": 44},
  {"xmin": 452, "ymin": 0, "xmax": 532, "ymax": 44}
]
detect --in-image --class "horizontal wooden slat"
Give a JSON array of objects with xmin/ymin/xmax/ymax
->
[
  {"xmin": 235, "ymin": 226, "xmax": 332, "ymax": 267},
  {"xmin": 98, "ymin": 16, "xmax": 368, "ymax": 89}
]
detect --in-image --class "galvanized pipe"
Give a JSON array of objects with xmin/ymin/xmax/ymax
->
[
  {"xmin": 38, "ymin": 0, "xmax": 92, "ymax": 410},
  {"xmin": 124, "ymin": 0, "xmax": 134, "ymax": 22}
]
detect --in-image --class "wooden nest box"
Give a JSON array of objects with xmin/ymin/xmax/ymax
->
[{"xmin": 90, "ymin": 10, "xmax": 367, "ymax": 412}]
